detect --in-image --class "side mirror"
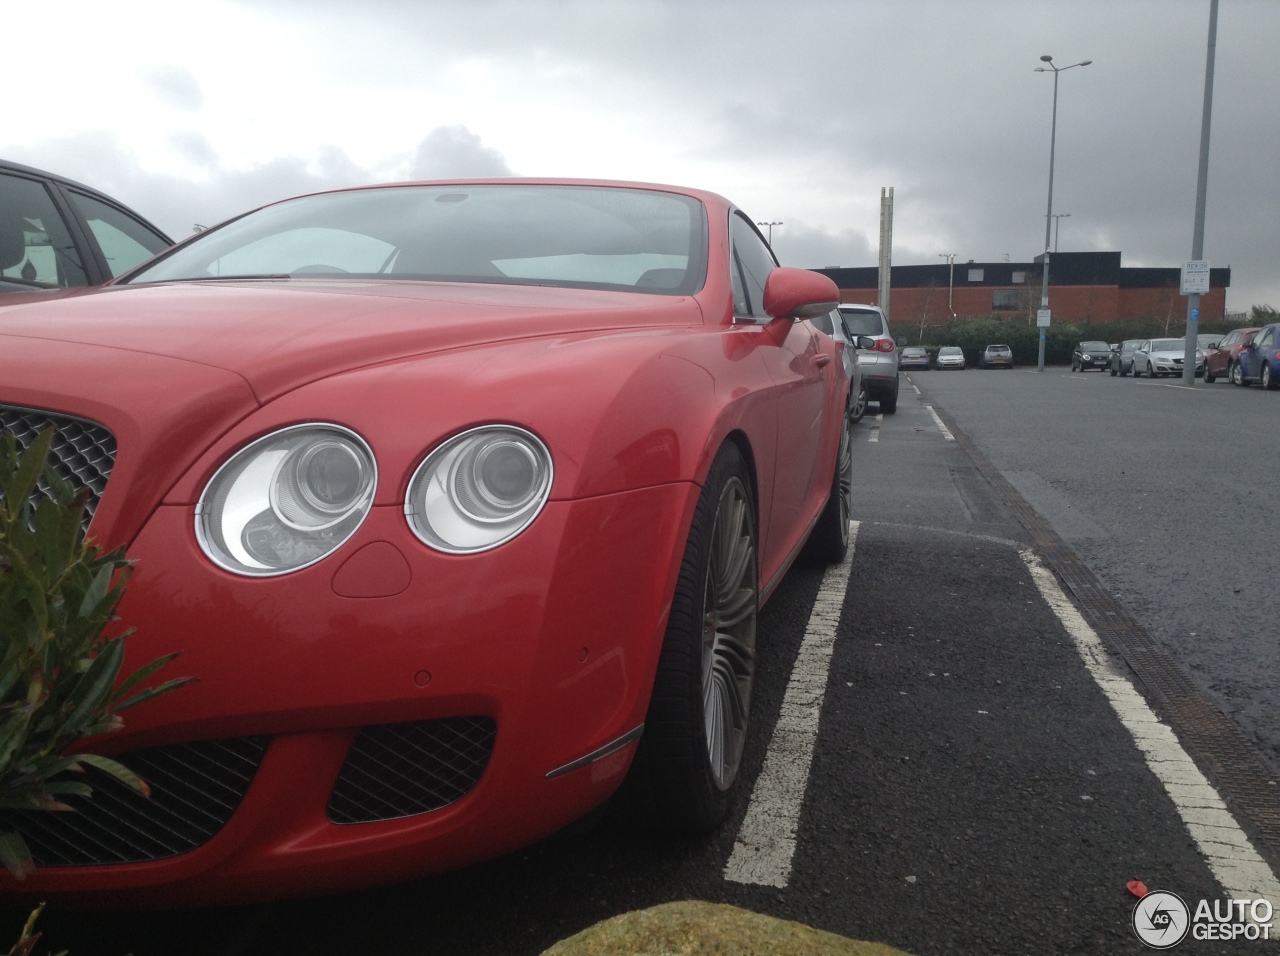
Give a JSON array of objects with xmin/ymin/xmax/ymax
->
[
  {"xmin": 761, "ymin": 267, "xmax": 838, "ymax": 320},
  {"xmin": 855, "ymin": 335, "xmax": 877, "ymax": 351}
]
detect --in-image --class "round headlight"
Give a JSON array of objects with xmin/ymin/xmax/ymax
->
[
  {"xmin": 405, "ymin": 425, "xmax": 552, "ymax": 554},
  {"xmin": 196, "ymin": 424, "xmax": 376, "ymax": 576}
]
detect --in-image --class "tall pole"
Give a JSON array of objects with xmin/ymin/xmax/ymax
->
[
  {"xmin": 1034, "ymin": 55, "xmax": 1091, "ymax": 372},
  {"xmin": 1052, "ymin": 213, "xmax": 1071, "ymax": 252},
  {"xmin": 938, "ymin": 253, "xmax": 956, "ymax": 318},
  {"xmin": 1183, "ymin": 0, "xmax": 1217, "ymax": 385},
  {"xmin": 878, "ymin": 187, "xmax": 894, "ymax": 322}
]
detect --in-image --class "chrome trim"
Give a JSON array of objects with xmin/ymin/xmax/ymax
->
[{"xmin": 544, "ymin": 723, "xmax": 644, "ymax": 780}]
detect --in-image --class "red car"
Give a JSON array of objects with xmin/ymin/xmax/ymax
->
[
  {"xmin": 1202, "ymin": 326, "xmax": 1260, "ymax": 384},
  {"xmin": 0, "ymin": 180, "xmax": 851, "ymax": 906}
]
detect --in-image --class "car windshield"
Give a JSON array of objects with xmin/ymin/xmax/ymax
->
[
  {"xmin": 1150, "ymin": 339, "xmax": 1183, "ymax": 351},
  {"xmin": 125, "ymin": 184, "xmax": 709, "ymax": 295},
  {"xmin": 1122, "ymin": 340, "xmax": 1143, "ymax": 350},
  {"xmin": 1080, "ymin": 341, "xmax": 1110, "ymax": 351},
  {"xmin": 903, "ymin": 348, "xmax": 926, "ymax": 356},
  {"xmin": 1196, "ymin": 334, "xmax": 1220, "ymax": 347},
  {"xmin": 939, "ymin": 347, "xmax": 962, "ymax": 355},
  {"xmin": 839, "ymin": 309, "xmax": 884, "ymax": 336},
  {"xmin": 986, "ymin": 345, "xmax": 1010, "ymax": 353}
]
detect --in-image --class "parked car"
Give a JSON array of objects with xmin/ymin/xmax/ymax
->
[
  {"xmin": 1196, "ymin": 333, "xmax": 1223, "ymax": 350},
  {"xmin": 936, "ymin": 345, "xmax": 966, "ymax": 370},
  {"xmin": 1071, "ymin": 340, "xmax": 1112, "ymax": 372},
  {"xmin": 898, "ymin": 345, "xmax": 931, "ymax": 370},
  {"xmin": 1203, "ymin": 327, "xmax": 1260, "ymax": 384},
  {"xmin": 838, "ymin": 302, "xmax": 899, "ymax": 413},
  {"xmin": 1109, "ymin": 339, "xmax": 1145, "ymax": 377},
  {"xmin": 1132, "ymin": 338, "xmax": 1202, "ymax": 378},
  {"xmin": 0, "ymin": 179, "xmax": 853, "ymax": 906},
  {"xmin": 1, "ymin": 158, "xmax": 171, "ymax": 295},
  {"xmin": 980, "ymin": 344, "xmax": 1013, "ymax": 369},
  {"xmin": 812, "ymin": 306, "xmax": 875, "ymax": 422},
  {"xmin": 1234, "ymin": 323, "xmax": 1280, "ymax": 389}
]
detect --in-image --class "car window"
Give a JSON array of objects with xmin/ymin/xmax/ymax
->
[
  {"xmin": 838, "ymin": 308, "xmax": 885, "ymax": 337},
  {"xmin": 129, "ymin": 185, "xmax": 709, "ymax": 295},
  {"xmin": 1123, "ymin": 339, "xmax": 1144, "ymax": 350},
  {"xmin": 939, "ymin": 347, "xmax": 962, "ymax": 355},
  {"xmin": 1259, "ymin": 328, "xmax": 1275, "ymax": 348},
  {"xmin": 810, "ymin": 308, "xmax": 835, "ymax": 337},
  {"xmin": 1151, "ymin": 339, "xmax": 1182, "ymax": 350},
  {"xmin": 1219, "ymin": 331, "xmax": 1239, "ymax": 347},
  {"xmin": 68, "ymin": 191, "xmax": 170, "ymax": 277},
  {"xmin": 729, "ymin": 212, "xmax": 776, "ymax": 317},
  {"xmin": 0, "ymin": 171, "xmax": 88, "ymax": 289},
  {"xmin": 1079, "ymin": 341, "xmax": 1110, "ymax": 351}
]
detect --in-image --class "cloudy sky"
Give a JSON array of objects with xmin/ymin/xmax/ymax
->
[{"xmin": 7, "ymin": 0, "xmax": 1277, "ymax": 311}]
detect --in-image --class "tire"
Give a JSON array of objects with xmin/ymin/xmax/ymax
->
[
  {"xmin": 879, "ymin": 381, "xmax": 899, "ymax": 414},
  {"xmin": 1203, "ymin": 364, "xmax": 1216, "ymax": 384},
  {"xmin": 1230, "ymin": 362, "xmax": 1246, "ymax": 387},
  {"xmin": 1147, "ymin": 363, "xmax": 1157, "ymax": 378},
  {"xmin": 1110, "ymin": 363, "xmax": 1118, "ymax": 377},
  {"xmin": 1264, "ymin": 363, "xmax": 1276, "ymax": 391},
  {"xmin": 1121, "ymin": 361, "xmax": 1130, "ymax": 377},
  {"xmin": 620, "ymin": 442, "xmax": 758, "ymax": 832},
  {"xmin": 849, "ymin": 381, "xmax": 868, "ymax": 424},
  {"xmin": 802, "ymin": 412, "xmax": 852, "ymax": 565},
  {"xmin": 1133, "ymin": 364, "xmax": 1142, "ymax": 378}
]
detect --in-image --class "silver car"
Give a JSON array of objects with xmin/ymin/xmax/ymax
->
[
  {"xmin": 1132, "ymin": 338, "xmax": 1204, "ymax": 378},
  {"xmin": 812, "ymin": 307, "xmax": 872, "ymax": 423},
  {"xmin": 838, "ymin": 303, "xmax": 899, "ymax": 413},
  {"xmin": 1110, "ymin": 339, "xmax": 1145, "ymax": 376},
  {"xmin": 936, "ymin": 345, "xmax": 966, "ymax": 370}
]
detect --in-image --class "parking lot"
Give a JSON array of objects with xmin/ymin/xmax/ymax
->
[{"xmin": 6, "ymin": 365, "xmax": 1274, "ymax": 954}]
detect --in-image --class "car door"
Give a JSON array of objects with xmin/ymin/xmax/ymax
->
[
  {"xmin": 0, "ymin": 169, "xmax": 91, "ymax": 292},
  {"xmin": 1244, "ymin": 326, "xmax": 1276, "ymax": 381},
  {"xmin": 727, "ymin": 211, "xmax": 830, "ymax": 576}
]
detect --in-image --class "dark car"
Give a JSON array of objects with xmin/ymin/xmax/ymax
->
[
  {"xmin": 1110, "ymin": 339, "xmax": 1145, "ymax": 376},
  {"xmin": 1235, "ymin": 323, "xmax": 1280, "ymax": 389},
  {"xmin": 1071, "ymin": 340, "xmax": 1112, "ymax": 372},
  {"xmin": 899, "ymin": 346, "xmax": 930, "ymax": 370},
  {"xmin": 980, "ymin": 344, "xmax": 1013, "ymax": 369},
  {"xmin": 1203, "ymin": 327, "xmax": 1260, "ymax": 384},
  {"xmin": 1, "ymin": 158, "xmax": 172, "ymax": 295}
]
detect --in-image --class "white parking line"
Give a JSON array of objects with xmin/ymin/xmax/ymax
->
[
  {"xmin": 923, "ymin": 405, "xmax": 955, "ymax": 441},
  {"xmin": 723, "ymin": 522, "xmax": 859, "ymax": 888},
  {"xmin": 867, "ymin": 414, "xmax": 882, "ymax": 442},
  {"xmin": 1021, "ymin": 549, "xmax": 1280, "ymax": 919}
]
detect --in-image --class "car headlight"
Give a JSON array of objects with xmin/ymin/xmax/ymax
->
[
  {"xmin": 405, "ymin": 425, "xmax": 553, "ymax": 554},
  {"xmin": 196, "ymin": 424, "xmax": 376, "ymax": 576}
]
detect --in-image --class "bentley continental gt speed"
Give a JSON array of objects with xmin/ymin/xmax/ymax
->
[{"xmin": 0, "ymin": 180, "xmax": 854, "ymax": 907}]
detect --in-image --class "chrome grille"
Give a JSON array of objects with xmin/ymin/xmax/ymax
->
[
  {"xmin": 0, "ymin": 404, "xmax": 116, "ymax": 535},
  {"xmin": 327, "ymin": 717, "xmax": 496, "ymax": 824},
  {"xmin": 0, "ymin": 737, "xmax": 268, "ymax": 866}
]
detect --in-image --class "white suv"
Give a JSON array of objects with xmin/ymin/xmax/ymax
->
[{"xmin": 837, "ymin": 304, "xmax": 899, "ymax": 413}]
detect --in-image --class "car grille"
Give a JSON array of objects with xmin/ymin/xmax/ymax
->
[
  {"xmin": 0, "ymin": 404, "xmax": 116, "ymax": 535},
  {"xmin": 0, "ymin": 737, "xmax": 268, "ymax": 867},
  {"xmin": 327, "ymin": 717, "xmax": 496, "ymax": 824}
]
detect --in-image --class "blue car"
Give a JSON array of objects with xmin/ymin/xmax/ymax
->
[{"xmin": 1236, "ymin": 324, "xmax": 1280, "ymax": 390}]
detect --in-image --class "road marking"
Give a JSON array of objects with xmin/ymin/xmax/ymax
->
[
  {"xmin": 867, "ymin": 414, "xmax": 881, "ymax": 442},
  {"xmin": 1021, "ymin": 548, "xmax": 1280, "ymax": 920},
  {"xmin": 923, "ymin": 405, "xmax": 955, "ymax": 441},
  {"xmin": 723, "ymin": 522, "xmax": 858, "ymax": 888}
]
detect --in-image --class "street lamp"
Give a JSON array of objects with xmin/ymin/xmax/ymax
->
[
  {"xmin": 1051, "ymin": 212, "xmax": 1071, "ymax": 252},
  {"xmin": 1034, "ymin": 54, "xmax": 1092, "ymax": 371},
  {"xmin": 756, "ymin": 221, "xmax": 783, "ymax": 246},
  {"xmin": 937, "ymin": 253, "xmax": 956, "ymax": 318}
]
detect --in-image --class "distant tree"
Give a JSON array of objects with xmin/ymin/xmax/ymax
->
[{"xmin": 1249, "ymin": 304, "xmax": 1279, "ymax": 323}]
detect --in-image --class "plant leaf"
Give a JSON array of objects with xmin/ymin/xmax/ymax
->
[
  {"xmin": 74, "ymin": 753, "xmax": 151, "ymax": 798},
  {"xmin": 0, "ymin": 829, "xmax": 35, "ymax": 881}
]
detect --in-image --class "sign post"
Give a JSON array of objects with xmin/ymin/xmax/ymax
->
[{"xmin": 1036, "ymin": 309, "xmax": 1051, "ymax": 372}]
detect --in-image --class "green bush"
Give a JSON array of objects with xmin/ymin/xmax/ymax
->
[{"xmin": 0, "ymin": 429, "xmax": 192, "ymax": 880}]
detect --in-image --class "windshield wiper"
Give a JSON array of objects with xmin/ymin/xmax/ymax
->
[{"xmin": 178, "ymin": 274, "xmax": 292, "ymax": 281}]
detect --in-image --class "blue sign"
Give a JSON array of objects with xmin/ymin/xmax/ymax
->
[{"xmin": 1190, "ymin": 308, "xmax": 1200, "ymax": 322}]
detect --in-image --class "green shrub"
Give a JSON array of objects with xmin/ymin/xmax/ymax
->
[{"xmin": 0, "ymin": 428, "xmax": 193, "ymax": 880}]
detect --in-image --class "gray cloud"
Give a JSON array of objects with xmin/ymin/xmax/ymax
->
[
  {"xmin": 407, "ymin": 126, "xmax": 514, "ymax": 180},
  {"xmin": 142, "ymin": 65, "xmax": 205, "ymax": 112}
]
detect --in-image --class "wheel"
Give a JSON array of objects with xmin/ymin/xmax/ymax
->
[
  {"xmin": 1110, "ymin": 363, "xmax": 1118, "ymax": 377},
  {"xmin": 1121, "ymin": 361, "xmax": 1130, "ymax": 377},
  {"xmin": 1264, "ymin": 363, "xmax": 1276, "ymax": 390},
  {"xmin": 1230, "ymin": 362, "xmax": 1246, "ymax": 386},
  {"xmin": 1133, "ymin": 364, "xmax": 1142, "ymax": 378},
  {"xmin": 620, "ymin": 443, "xmax": 758, "ymax": 831},
  {"xmin": 879, "ymin": 380, "xmax": 899, "ymax": 414},
  {"xmin": 1071, "ymin": 360, "xmax": 1078, "ymax": 372},
  {"xmin": 1203, "ymin": 364, "xmax": 1216, "ymax": 384},
  {"xmin": 1147, "ymin": 363, "xmax": 1157, "ymax": 378},
  {"xmin": 849, "ymin": 381, "xmax": 868, "ymax": 424},
  {"xmin": 802, "ymin": 411, "xmax": 852, "ymax": 565}
]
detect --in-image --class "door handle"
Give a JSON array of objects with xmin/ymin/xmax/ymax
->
[{"xmin": 814, "ymin": 354, "xmax": 832, "ymax": 368}]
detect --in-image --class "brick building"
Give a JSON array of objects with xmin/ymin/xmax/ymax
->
[{"xmin": 816, "ymin": 251, "xmax": 1230, "ymax": 327}]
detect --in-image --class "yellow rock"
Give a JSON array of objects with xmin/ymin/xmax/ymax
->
[{"xmin": 540, "ymin": 900, "xmax": 913, "ymax": 956}]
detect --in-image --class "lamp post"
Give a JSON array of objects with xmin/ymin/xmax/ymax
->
[
  {"xmin": 756, "ymin": 221, "xmax": 783, "ymax": 246},
  {"xmin": 937, "ymin": 253, "xmax": 956, "ymax": 318},
  {"xmin": 1034, "ymin": 54, "xmax": 1091, "ymax": 371},
  {"xmin": 1051, "ymin": 212, "xmax": 1071, "ymax": 252}
]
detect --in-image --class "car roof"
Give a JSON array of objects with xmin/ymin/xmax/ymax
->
[{"xmin": 1, "ymin": 157, "xmax": 145, "ymax": 211}]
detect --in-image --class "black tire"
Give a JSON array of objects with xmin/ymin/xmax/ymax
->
[
  {"xmin": 802, "ymin": 412, "xmax": 852, "ymax": 565},
  {"xmin": 849, "ymin": 381, "xmax": 868, "ymax": 424},
  {"xmin": 1231, "ymin": 362, "xmax": 1247, "ymax": 387},
  {"xmin": 1264, "ymin": 363, "xmax": 1276, "ymax": 390},
  {"xmin": 1110, "ymin": 363, "xmax": 1118, "ymax": 377},
  {"xmin": 620, "ymin": 442, "xmax": 758, "ymax": 832},
  {"xmin": 1121, "ymin": 362, "xmax": 1130, "ymax": 377},
  {"xmin": 879, "ymin": 381, "xmax": 899, "ymax": 414},
  {"xmin": 1203, "ymin": 364, "xmax": 1216, "ymax": 384},
  {"xmin": 1148, "ymin": 363, "xmax": 1157, "ymax": 379}
]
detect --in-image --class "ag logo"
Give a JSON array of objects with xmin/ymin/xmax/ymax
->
[{"xmin": 1133, "ymin": 891, "xmax": 1190, "ymax": 949}]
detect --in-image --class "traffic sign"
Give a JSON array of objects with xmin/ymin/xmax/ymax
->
[{"xmin": 1181, "ymin": 260, "xmax": 1210, "ymax": 295}]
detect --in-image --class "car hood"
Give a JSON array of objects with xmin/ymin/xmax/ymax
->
[{"xmin": 0, "ymin": 279, "xmax": 699, "ymax": 403}]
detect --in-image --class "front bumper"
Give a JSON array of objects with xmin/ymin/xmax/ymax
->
[{"xmin": 0, "ymin": 483, "xmax": 696, "ymax": 907}]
